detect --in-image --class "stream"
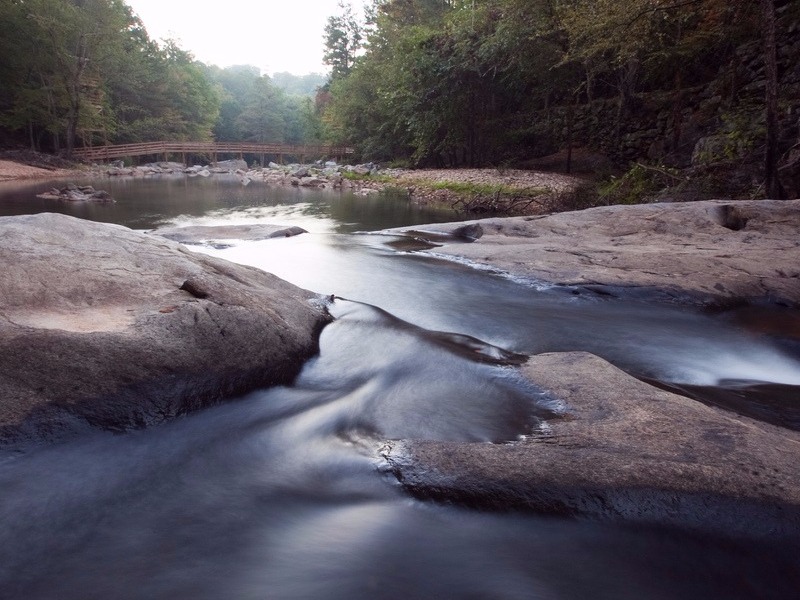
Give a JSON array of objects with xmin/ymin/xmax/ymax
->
[{"xmin": 1, "ymin": 174, "xmax": 799, "ymax": 598}]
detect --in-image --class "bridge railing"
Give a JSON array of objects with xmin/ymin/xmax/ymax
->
[{"xmin": 72, "ymin": 141, "xmax": 355, "ymax": 162}]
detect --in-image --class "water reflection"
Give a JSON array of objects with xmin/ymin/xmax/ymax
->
[{"xmin": 0, "ymin": 175, "xmax": 457, "ymax": 232}]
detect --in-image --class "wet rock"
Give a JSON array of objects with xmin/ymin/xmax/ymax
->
[
  {"xmin": 382, "ymin": 352, "xmax": 800, "ymax": 537},
  {"xmin": 106, "ymin": 167, "xmax": 135, "ymax": 176},
  {"xmin": 36, "ymin": 184, "xmax": 115, "ymax": 203},
  {"xmin": 299, "ymin": 177, "xmax": 326, "ymax": 187},
  {"xmin": 0, "ymin": 213, "xmax": 329, "ymax": 451},
  {"xmin": 213, "ymin": 159, "xmax": 248, "ymax": 171},
  {"xmin": 152, "ymin": 223, "xmax": 308, "ymax": 244},
  {"xmin": 452, "ymin": 223, "xmax": 483, "ymax": 241},
  {"xmin": 389, "ymin": 199, "xmax": 800, "ymax": 307},
  {"xmin": 291, "ymin": 167, "xmax": 309, "ymax": 178},
  {"xmin": 185, "ymin": 166, "xmax": 212, "ymax": 177}
]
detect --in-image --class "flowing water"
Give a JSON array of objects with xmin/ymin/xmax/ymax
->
[{"xmin": 1, "ymin": 175, "xmax": 799, "ymax": 598}]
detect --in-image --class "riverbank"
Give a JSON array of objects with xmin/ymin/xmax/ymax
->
[
  {"xmin": 373, "ymin": 167, "xmax": 588, "ymax": 215},
  {"xmin": 0, "ymin": 159, "xmax": 83, "ymax": 182},
  {"xmin": 0, "ymin": 155, "xmax": 586, "ymax": 216}
]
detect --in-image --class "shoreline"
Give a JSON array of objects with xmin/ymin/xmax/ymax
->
[
  {"xmin": 0, "ymin": 159, "xmax": 87, "ymax": 182},
  {"xmin": 0, "ymin": 156, "xmax": 586, "ymax": 216}
]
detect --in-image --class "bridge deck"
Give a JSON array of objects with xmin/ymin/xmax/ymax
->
[{"xmin": 72, "ymin": 141, "xmax": 354, "ymax": 163}]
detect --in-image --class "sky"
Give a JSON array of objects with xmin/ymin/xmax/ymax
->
[{"xmin": 124, "ymin": 0, "xmax": 362, "ymax": 76}]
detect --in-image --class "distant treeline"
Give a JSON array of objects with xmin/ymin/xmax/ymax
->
[
  {"xmin": 0, "ymin": 0, "xmax": 326, "ymax": 156},
  {"xmin": 321, "ymin": 0, "xmax": 798, "ymax": 197}
]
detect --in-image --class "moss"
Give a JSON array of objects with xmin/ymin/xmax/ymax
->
[{"xmin": 597, "ymin": 163, "xmax": 683, "ymax": 205}]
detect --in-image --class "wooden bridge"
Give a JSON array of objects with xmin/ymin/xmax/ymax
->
[{"xmin": 72, "ymin": 141, "xmax": 355, "ymax": 164}]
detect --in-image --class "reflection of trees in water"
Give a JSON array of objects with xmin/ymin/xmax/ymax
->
[
  {"xmin": 0, "ymin": 177, "xmax": 460, "ymax": 233},
  {"xmin": 328, "ymin": 189, "xmax": 457, "ymax": 233}
]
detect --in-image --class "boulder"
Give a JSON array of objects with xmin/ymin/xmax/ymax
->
[
  {"xmin": 213, "ymin": 159, "xmax": 248, "ymax": 171},
  {"xmin": 382, "ymin": 352, "xmax": 800, "ymax": 537},
  {"xmin": 389, "ymin": 199, "xmax": 800, "ymax": 307},
  {"xmin": 299, "ymin": 177, "xmax": 326, "ymax": 187},
  {"xmin": 291, "ymin": 167, "xmax": 310, "ymax": 178},
  {"xmin": 0, "ymin": 213, "xmax": 330, "ymax": 451}
]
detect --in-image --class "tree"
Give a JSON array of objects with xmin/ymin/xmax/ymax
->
[
  {"xmin": 270, "ymin": 72, "xmax": 327, "ymax": 97},
  {"xmin": 151, "ymin": 41, "xmax": 218, "ymax": 141},
  {"xmin": 235, "ymin": 76, "xmax": 286, "ymax": 143},
  {"xmin": 0, "ymin": 0, "xmax": 126, "ymax": 153},
  {"xmin": 0, "ymin": 0, "xmax": 221, "ymax": 151},
  {"xmin": 323, "ymin": 1, "xmax": 363, "ymax": 81},
  {"xmin": 761, "ymin": 0, "xmax": 786, "ymax": 198}
]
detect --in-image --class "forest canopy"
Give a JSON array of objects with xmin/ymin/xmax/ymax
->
[
  {"xmin": 0, "ymin": 0, "xmax": 323, "ymax": 156},
  {"xmin": 320, "ymin": 0, "xmax": 799, "ymax": 196},
  {"xmin": 1, "ymin": 0, "xmax": 798, "ymax": 199}
]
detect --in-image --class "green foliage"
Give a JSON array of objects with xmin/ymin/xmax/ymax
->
[
  {"xmin": 208, "ymin": 65, "xmax": 322, "ymax": 145},
  {"xmin": 270, "ymin": 72, "xmax": 327, "ymax": 97},
  {"xmin": 597, "ymin": 163, "xmax": 681, "ymax": 205},
  {"xmin": 320, "ymin": 0, "xmax": 776, "ymax": 179},
  {"xmin": 324, "ymin": 1, "xmax": 363, "ymax": 81},
  {"xmin": 322, "ymin": 0, "xmax": 574, "ymax": 166},
  {"xmin": 0, "ymin": 0, "xmax": 223, "ymax": 152}
]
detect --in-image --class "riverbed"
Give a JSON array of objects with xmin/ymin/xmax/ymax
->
[{"xmin": 1, "ymin": 175, "xmax": 798, "ymax": 599}]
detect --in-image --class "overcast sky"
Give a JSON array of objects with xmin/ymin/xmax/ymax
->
[{"xmin": 124, "ymin": 0, "xmax": 363, "ymax": 76}]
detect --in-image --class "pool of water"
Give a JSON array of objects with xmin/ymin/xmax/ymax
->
[
  {"xmin": 0, "ymin": 174, "xmax": 459, "ymax": 232},
  {"xmin": 1, "ymin": 174, "xmax": 799, "ymax": 599}
]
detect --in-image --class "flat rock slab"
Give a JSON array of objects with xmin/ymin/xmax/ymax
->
[
  {"xmin": 0, "ymin": 213, "xmax": 329, "ymax": 450},
  {"xmin": 390, "ymin": 199, "xmax": 800, "ymax": 307},
  {"xmin": 153, "ymin": 224, "xmax": 307, "ymax": 244},
  {"xmin": 382, "ymin": 352, "xmax": 800, "ymax": 537}
]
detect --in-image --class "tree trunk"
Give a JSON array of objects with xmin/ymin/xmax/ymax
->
[
  {"xmin": 64, "ymin": 34, "xmax": 90, "ymax": 159},
  {"xmin": 761, "ymin": 0, "xmax": 786, "ymax": 199}
]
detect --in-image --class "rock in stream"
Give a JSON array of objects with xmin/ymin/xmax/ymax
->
[{"xmin": 0, "ymin": 213, "xmax": 330, "ymax": 451}]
